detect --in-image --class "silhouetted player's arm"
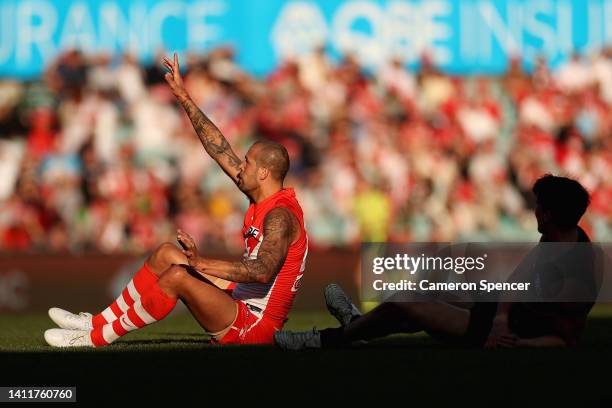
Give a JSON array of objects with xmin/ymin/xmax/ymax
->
[
  {"xmin": 163, "ymin": 52, "xmax": 242, "ymax": 184},
  {"xmin": 177, "ymin": 207, "xmax": 298, "ymax": 283},
  {"xmin": 485, "ymin": 249, "xmax": 539, "ymax": 348}
]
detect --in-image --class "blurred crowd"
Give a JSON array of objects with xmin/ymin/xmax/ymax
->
[{"xmin": 0, "ymin": 46, "xmax": 611, "ymax": 254}]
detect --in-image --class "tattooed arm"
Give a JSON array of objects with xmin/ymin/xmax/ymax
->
[
  {"xmin": 163, "ymin": 52, "xmax": 242, "ymax": 184},
  {"xmin": 177, "ymin": 207, "xmax": 298, "ymax": 283}
]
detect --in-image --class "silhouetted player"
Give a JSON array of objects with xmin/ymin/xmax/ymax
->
[{"xmin": 276, "ymin": 175, "xmax": 595, "ymax": 349}]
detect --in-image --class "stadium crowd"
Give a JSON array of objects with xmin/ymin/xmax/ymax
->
[{"xmin": 0, "ymin": 46, "xmax": 610, "ymax": 253}]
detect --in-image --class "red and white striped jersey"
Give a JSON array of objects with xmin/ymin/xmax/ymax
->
[{"xmin": 231, "ymin": 188, "xmax": 308, "ymax": 323}]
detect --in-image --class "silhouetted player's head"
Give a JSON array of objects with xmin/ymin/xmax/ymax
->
[
  {"xmin": 237, "ymin": 140, "xmax": 290, "ymax": 193},
  {"xmin": 532, "ymin": 175, "xmax": 590, "ymax": 234}
]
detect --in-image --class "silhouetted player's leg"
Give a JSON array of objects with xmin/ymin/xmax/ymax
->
[{"xmin": 322, "ymin": 297, "xmax": 470, "ymax": 346}]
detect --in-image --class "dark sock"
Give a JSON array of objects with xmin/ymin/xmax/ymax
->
[{"xmin": 320, "ymin": 327, "xmax": 347, "ymax": 348}]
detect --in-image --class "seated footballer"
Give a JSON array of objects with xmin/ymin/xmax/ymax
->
[
  {"xmin": 44, "ymin": 53, "xmax": 308, "ymax": 348},
  {"xmin": 276, "ymin": 175, "xmax": 595, "ymax": 350}
]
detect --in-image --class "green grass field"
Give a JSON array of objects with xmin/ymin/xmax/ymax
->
[{"xmin": 2, "ymin": 307, "xmax": 612, "ymax": 405}]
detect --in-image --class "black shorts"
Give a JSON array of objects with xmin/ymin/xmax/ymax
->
[{"xmin": 462, "ymin": 302, "xmax": 498, "ymax": 347}]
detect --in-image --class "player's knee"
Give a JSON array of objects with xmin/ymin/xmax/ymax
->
[
  {"xmin": 158, "ymin": 242, "xmax": 182, "ymax": 259},
  {"xmin": 150, "ymin": 242, "xmax": 183, "ymax": 270},
  {"xmin": 158, "ymin": 265, "xmax": 188, "ymax": 289}
]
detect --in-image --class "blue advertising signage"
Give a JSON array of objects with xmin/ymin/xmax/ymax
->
[{"xmin": 0, "ymin": 0, "xmax": 611, "ymax": 78}]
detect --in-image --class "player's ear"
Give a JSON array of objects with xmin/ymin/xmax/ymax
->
[
  {"xmin": 541, "ymin": 209, "xmax": 553, "ymax": 224},
  {"xmin": 258, "ymin": 167, "xmax": 269, "ymax": 181}
]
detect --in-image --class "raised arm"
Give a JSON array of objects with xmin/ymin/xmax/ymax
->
[
  {"xmin": 177, "ymin": 207, "xmax": 298, "ymax": 283},
  {"xmin": 163, "ymin": 52, "xmax": 242, "ymax": 184}
]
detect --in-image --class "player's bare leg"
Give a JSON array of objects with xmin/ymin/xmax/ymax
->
[
  {"xmin": 46, "ymin": 264, "xmax": 239, "ymax": 347},
  {"xmin": 146, "ymin": 242, "xmax": 189, "ymax": 276},
  {"xmin": 84, "ymin": 264, "xmax": 238, "ymax": 346},
  {"xmin": 156, "ymin": 265, "xmax": 238, "ymax": 333},
  {"xmin": 48, "ymin": 241, "xmax": 231, "ymax": 331},
  {"xmin": 48, "ymin": 242, "xmax": 184, "ymax": 330}
]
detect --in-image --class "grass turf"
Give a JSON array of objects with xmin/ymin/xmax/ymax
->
[{"xmin": 2, "ymin": 307, "xmax": 612, "ymax": 405}]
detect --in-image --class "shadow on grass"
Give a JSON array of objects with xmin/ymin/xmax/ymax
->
[
  {"xmin": 581, "ymin": 316, "xmax": 612, "ymax": 346},
  {"xmin": 104, "ymin": 317, "xmax": 612, "ymax": 351},
  {"xmin": 152, "ymin": 332, "xmax": 207, "ymax": 337},
  {"xmin": 113, "ymin": 338, "xmax": 209, "ymax": 346},
  {"xmin": 137, "ymin": 317, "xmax": 603, "ymax": 350},
  {"xmin": 3, "ymin": 318, "xmax": 612, "ymax": 405}
]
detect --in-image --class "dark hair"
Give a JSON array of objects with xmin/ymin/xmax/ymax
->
[
  {"xmin": 532, "ymin": 174, "xmax": 590, "ymax": 229},
  {"xmin": 254, "ymin": 140, "xmax": 290, "ymax": 181}
]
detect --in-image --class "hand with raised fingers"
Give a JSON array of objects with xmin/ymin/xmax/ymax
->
[{"xmin": 162, "ymin": 52, "xmax": 188, "ymax": 100}]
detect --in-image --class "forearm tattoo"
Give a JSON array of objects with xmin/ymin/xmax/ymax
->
[{"xmin": 180, "ymin": 97, "xmax": 242, "ymax": 171}]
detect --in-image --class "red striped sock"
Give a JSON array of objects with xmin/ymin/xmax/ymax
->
[
  {"xmin": 92, "ymin": 262, "xmax": 158, "ymax": 328},
  {"xmin": 90, "ymin": 282, "xmax": 177, "ymax": 347}
]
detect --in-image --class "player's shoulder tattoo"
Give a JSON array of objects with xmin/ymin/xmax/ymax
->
[{"xmin": 263, "ymin": 206, "xmax": 296, "ymax": 239}]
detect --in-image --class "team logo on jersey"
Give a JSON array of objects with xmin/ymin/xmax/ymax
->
[{"xmin": 244, "ymin": 226, "xmax": 260, "ymax": 239}]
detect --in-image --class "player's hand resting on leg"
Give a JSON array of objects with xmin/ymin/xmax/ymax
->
[
  {"xmin": 485, "ymin": 316, "xmax": 518, "ymax": 348},
  {"xmin": 177, "ymin": 229, "xmax": 203, "ymax": 270}
]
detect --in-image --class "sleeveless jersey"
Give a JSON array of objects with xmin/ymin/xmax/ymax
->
[{"xmin": 231, "ymin": 188, "xmax": 308, "ymax": 323}]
